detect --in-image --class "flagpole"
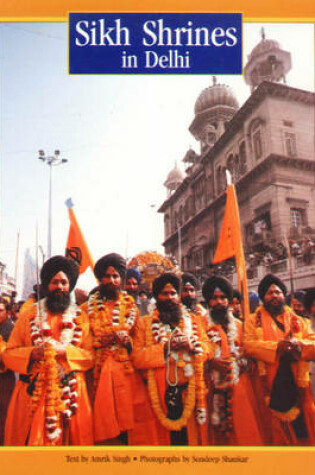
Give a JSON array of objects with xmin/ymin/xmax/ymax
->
[
  {"xmin": 283, "ymin": 234, "xmax": 294, "ymax": 294},
  {"xmin": 178, "ymin": 221, "xmax": 182, "ymax": 270},
  {"xmin": 14, "ymin": 231, "xmax": 20, "ymax": 295},
  {"xmin": 35, "ymin": 222, "xmax": 42, "ymax": 326},
  {"xmin": 213, "ymin": 171, "xmax": 250, "ymax": 322},
  {"xmin": 226, "ymin": 169, "xmax": 232, "ymax": 186}
]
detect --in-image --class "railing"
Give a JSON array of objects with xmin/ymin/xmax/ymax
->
[
  {"xmin": 247, "ymin": 268, "xmax": 258, "ymax": 280},
  {"xmin": 296, "ymin": 253, "xmax": 315, "ymax": 268},
  {"xmin": 269, "ymin": 260, "xmax": 288, "ymax": 274}
]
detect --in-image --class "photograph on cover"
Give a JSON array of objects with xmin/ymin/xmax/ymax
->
[{"xmin": 0, "ymin": 20, "xmax": 314, "ymax": 447}]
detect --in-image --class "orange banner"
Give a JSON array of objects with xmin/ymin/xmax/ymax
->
[
  {"xmin": 65, "ymin": 201, "xmax": 94, "ymax": 274},
  {"xmin": 213, "ymin": 184, "xmax": 250, "ymax": 321}
]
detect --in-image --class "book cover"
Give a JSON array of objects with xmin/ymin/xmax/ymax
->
[{"xmin": 0, "ymin": 0, "xmax": 314, "ymax": 474}]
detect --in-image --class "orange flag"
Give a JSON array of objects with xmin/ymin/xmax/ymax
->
[
  {"xmin": 65, "ymin": 198, "xmax": 94, "ymax": 274},
  {"xmin": 212, "ymin": 184, "xmax": 249, "ymax": 321}
]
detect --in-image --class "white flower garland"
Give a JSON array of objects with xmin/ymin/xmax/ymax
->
[
  {"xmin": 87, "ymin": 290, "xmax": 137, "ymax": 331},
  {"xmin": 30, "ymin": 298, "xmax": 82, "ymax": 442},
  {"xmin": 31, "ymin": 298, "xmax": 82, "ymax": 349},
  {"xmin": 151, "ymin": 305, "xmax": 203, "ymax": 382},
  {"xmin": 207, "ymin": 309, "xmax": 240, "ymax": 428}
]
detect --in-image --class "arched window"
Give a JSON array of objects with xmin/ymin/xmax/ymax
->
[
  {"xmin": 179, "ymin": 206, "xmax": 183, "ymax": 226},
  {"xmin": 194, "ymin": 177, "xmax": 205, "ymax": 211},
  {"xmin": 239, "ymin": 141, "xmax": 247, "ymax": 174},
  {"xmin": 226, "ymin": 154, "xmax": 234, "ymax": 180},
  {"xmin": 216, "ymin": 166, "xmax": 223, "ymax": 195},
  {"xmin": 249, "ymin": 118, "xmax": 264, "ymax": 161},
  {"xmin": 206, "ymin": 174, "xmax": 213, "ymax": 202},
  {"xmin": 183, "ymin": 202, "xmax": 188, "ymax": 222},
  {"xmin": 234, "ymin": 154, "xmax": 240, "ymax": 180},
  {"xmin": 164, "ymin": 214, "xmax": 170, "ymax": 236},
  {"xmin": 216, "ymin": 166, "xmax": 227, "ymax": 194},
  {"xmin": 173, "ymin": 212, "xmax": 178, "ymax": 232}
]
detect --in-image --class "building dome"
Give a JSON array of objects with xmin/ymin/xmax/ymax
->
[
  {"xmin": 164, "ymin": 162, "xmax": 184, "ymax": 193},
  {"xmin": 244, "ymin": 29, "xmax": 291, "ymax": 92},
  {"xmin": 194, "ymin": 81, "xmax": 239, "ymax": 115},
  {"xmin": 248, "ymin": 38, "xmax": 281, "ymax": 62}
]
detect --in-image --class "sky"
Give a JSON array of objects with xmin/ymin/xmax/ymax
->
[{"xmin": 0, "ymin": 21, "xmax": 314, "ymax": 295}]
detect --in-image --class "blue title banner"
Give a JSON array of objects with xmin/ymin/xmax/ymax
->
[{"xmin": 69, "ymin": 13, "xmax": 242, "ymax": 75}]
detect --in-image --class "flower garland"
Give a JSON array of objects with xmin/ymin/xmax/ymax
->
[
  {"xmin": 146, "ymin": 308, "xmax": 207, "ymax": 430},
  {"xmin": 31, "ymin": 345, "xmax": 64, "ymax": 444},
  {"xmin": 87, "ymin": 290, "xmax": 137, "ymax": 390},
  {"xmin": 206, "ymin": 309, "xmax": 240, "ymax": 433},
  {"xmin": 29, "ymin": 299, "xmax": 82, "ymax": 445},
  {"xmin": 254, "ymin": 306, "xmax": 305, "ymax": 422}
]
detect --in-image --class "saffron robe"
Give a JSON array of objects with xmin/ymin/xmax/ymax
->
[
  {"xmin": 244, "ymin": 305, "xmax": 315, "ymax": 445},
  {"xmin": 0, "ymin": 318, "xmax": 16, "ymax": 445},
  {"xmin": 205, "ymin": 318, "xmax": 263, "ymax": 445},
  {"xmin": 3, "ymin": 305, "xmax": 94, "ymax": 446},
  {"xmin": 82, "ymin": 294, "xmax": 140, "ymax": 444},
  {"xmin": 131, "ymin": 312, "xmax": 213, "ymax": 446}
]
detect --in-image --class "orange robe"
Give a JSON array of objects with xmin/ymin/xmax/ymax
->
[
  {"xmin": 3, "ymin": 305, "xmax": 94, "ymax": 446},
  {"xmin": 206, "ymin": 319, "xmax": 263, "ymax": 445},
  {"xmin": 0, "ymin": 321, "xmax": 16, "ymax": 445},
  {"xmin": 244, "ymin": 305, "xmax": 315, "ymax": 446},
  {"xmin": 82, "ymin": 294, "xmax": 140, "ymax": 444},
  {"xmin": 131, "ymin": 312, "xmax": 213, "ymax": 445}
]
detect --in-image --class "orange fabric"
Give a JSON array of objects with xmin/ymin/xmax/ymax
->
[
  {"xmin": 94, "ymin": 355, "xmax": 134, "ymax": 442},
  {"xmin": 131, "ymin": 314, "xmax": 212, "ymax": 445},
  {"xmin": 86, "ymin": 293, "xmax": 140, "ymax": 444},
  {"xmin": 28, "ymin": 399, "xmax": 46, "ymax": 445},
  {"xmin": 212, "ymin": 184, "xmax": 250, "ymax": 322},
  {"xmin": 66, "ymin": 206, "xmax": 94, "ymax": 274},
  {"xmin": 3, "ymin": 304, "xmax": 94, "ymax": 446},
  {"xmin": 207, "ymin": 320, "xmax": 263, "ymax": 445},
  {"xmin": 244, "ymin": 306, "xmax": 315, "ymax": 445},
  {"xmin": 128, "ymin": 371, "xmax": 164, "ymax": 445}
]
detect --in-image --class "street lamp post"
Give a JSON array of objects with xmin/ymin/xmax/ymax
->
[{"xmin": 38, "ymin": 150, "xmax": 68, "ymax": 258}]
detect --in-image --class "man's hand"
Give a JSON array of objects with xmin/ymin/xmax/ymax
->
[
  {"xmin": 99, "ymin": 333, "xmax": 116, "ymax": 348},
  {"xmin": 115, "ymin": 330, "xmax": 131, "ymax": 348},
  {"xmin": 30, "ymin": 347, "xmax": 44, "ymax": 362},
  {"xmin": 277, "ymin": 339, "xmax": 302, "ymax": 361},
  {"xmin": 170, "ymin": 334, "xmax": 194, "ymax": 353},
  {"xmin": 211, "ymin": 357, "xmax": 231, "ymax": 375}
]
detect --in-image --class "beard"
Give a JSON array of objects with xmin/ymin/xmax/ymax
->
[
  {"xmin": 156, "ymin": 300, "xmax": 181, "ymax": 326},
  {"xmin": 210, "ymin": 305, "xmax": 229, "ymax": 324},
  {"xmin": 46, "ymin": 290, "xmax": 71, "ymax": 314},
  {"xmin": 181, "ymin": 296, "xmax": 197, "ymax": 311},
  {"xmin": 264, "ymin": 300, "xmax": 285, "ymax": 317},
  {"xmin": 99, "ymin": 283, "xmax": 120, "ymax": 300}
]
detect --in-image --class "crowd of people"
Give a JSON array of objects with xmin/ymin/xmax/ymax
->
[{"xmin": 0, "ymin": 252, "xmax": 314, "ymax": 446}]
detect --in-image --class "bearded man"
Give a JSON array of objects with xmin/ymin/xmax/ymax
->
[
  {"xmin": 297, "ymin": 289, "xmax": 315, "ymax": 399},
  {"xmin": 202, "ymin": 276, "xmax": 262, "ymax": 445},
  {"xmin": 3, "ymin": 256, "xmax": 94, "ymax": 446},
  {"xmin": 131, "ymin": 272, "xmax": 212, "ymax": 445},
  {"xmin": 0, "ymin": 298, "xmax": 15, "ymax": 445},
  {"xmin": 244, "ymin": 274, "xmax": 315, "ymax": 445},
  {"xmin": 83, "ymin": 253, "xmax": 139, "ymax": 444},
  {"xmin": 181, "ymin": 273, "xmax": 208, "ymax": 327}
]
